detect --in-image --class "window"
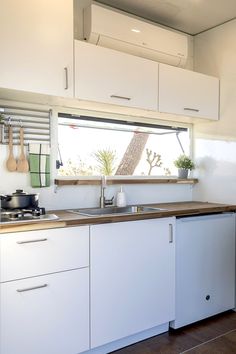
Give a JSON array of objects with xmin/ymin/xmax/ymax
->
[{"xmin": 57, "ymin": 114, "xmax": 191, "ymax": 177}]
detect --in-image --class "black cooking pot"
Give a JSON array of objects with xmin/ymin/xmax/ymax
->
[{"xmin": 0, "ymin": 190, "xmax": 39, "ymax": 209}]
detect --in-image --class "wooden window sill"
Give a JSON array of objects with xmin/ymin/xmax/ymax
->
[{"xmin": 54, "ymin": 178, "xmax": 198, "ymax": 186}]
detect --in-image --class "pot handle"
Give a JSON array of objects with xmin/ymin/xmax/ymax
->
[{"xmin": 0, "ymin": 195, "xmax": 11, "ymax": 201}]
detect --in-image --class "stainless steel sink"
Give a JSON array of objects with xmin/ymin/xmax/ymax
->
[{"xmin": 68, "ymin": 205, "xmax": 166, "ymax": 216}]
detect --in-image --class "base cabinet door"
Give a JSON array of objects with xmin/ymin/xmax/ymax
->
[
  {"xmin": 0, "ymin": 268, "xmax": 89, "ymax": 354},
  {"xmin": 171, "ymin": 213, "xmax": 235, "ymax": 329},
  {"xmin": 90, "ymin": 218, "xmax": 175, "ymax": 348}
]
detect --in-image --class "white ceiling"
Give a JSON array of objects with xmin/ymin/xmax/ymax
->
[{"xmin": 96, "ymin": 0, "xmax": 236, "ymax": 35}]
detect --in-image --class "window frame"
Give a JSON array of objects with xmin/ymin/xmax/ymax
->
[{"xmin": 56, "ymin": 112, "xmax": 193, "ymax": 181}]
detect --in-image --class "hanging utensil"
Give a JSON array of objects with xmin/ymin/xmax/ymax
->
[
  {"xmin": 17, "ymin": 125, "xmax": 29, "ymax": 172},
  {"xmin": 6, "ymin": 124, "xmax": 17, "ymax": 172}
]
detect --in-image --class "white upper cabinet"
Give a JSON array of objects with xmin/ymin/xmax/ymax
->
[
  {"xmin": 75, "ymin": 40, "xmax": 159, "ymax": 110},
  {"xmin": 0, "ymin": 0, "xmax": 74, "ymax": 97},
  {"xmin": 159, "ymin": 63, "xmax": 219, "ymax": 120}
]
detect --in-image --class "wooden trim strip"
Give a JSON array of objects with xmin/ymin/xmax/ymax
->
[
  {"xmin": 0, "ymin": 221, "xmax": 66, "ymax": 233},
  {"xmin": 54, "ymin": 178, "xmax": 198, "ymax": 186}
]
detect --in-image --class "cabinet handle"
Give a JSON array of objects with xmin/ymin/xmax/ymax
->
[
  {"xmin": 64, "ymin": 67, "xmax": 69, "ymax": 90},
  {"xmin": 17, "ymin": 284, "xmax": 48, "ymax": 293},
  {"xmin": 169, "ymin": 224, "xmax": 173, "ymax": 243},
  {"xmin": 17, "ymin": 238, "xmax": 48, "ymax": 244},
  {"xmin": 110, "ymin": 94, "xmax": 131, "ymax": 101},
  {"xmin": 184, "ymin": 107, "xmax": 199, "ymax": 112}
]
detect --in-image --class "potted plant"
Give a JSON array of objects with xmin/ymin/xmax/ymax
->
[{"xmin": 174, "ymin": 154, "xmax": 195, "ymax": 179}]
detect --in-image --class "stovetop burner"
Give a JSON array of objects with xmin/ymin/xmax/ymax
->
[
  {"xmin": 0, "ymin": 207, "xmax": 45, "ymax": 219},
  {"xmin": 0, "ymin": 207, "xmax": 59, "ymax": 224}
]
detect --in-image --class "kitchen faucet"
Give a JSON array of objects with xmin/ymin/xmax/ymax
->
[{"xmin": 99, "ymin": 175, "xmax": 114, "ymax": 208}]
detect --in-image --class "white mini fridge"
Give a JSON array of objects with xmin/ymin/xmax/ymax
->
[{"xmin": 170, "ymin": 212, "xmax": 236, "ymax": 329}]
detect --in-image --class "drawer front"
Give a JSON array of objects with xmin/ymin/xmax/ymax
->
[
  {"xmin": 0, "ymin": 226, "xmax": 89, "ymax": 282},
  {"xmin": 0, "ymin": 268, "xmax": 89, "ymax": 354}
]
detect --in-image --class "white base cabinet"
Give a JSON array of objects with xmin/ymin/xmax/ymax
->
[
  {"xmin": 0, "ymin": 226, "xmax": 90, "ymax": 354},
  {"xmin": 171, "ymin": 213, "xmax": 235, "ymax": 329},
  {"xmin": 90, "ymin": 218, "xmax": 175, "ymax": 348},
  {"xmin": 0, "ymin": 269, "xmax": 89, "ymax": 354}
]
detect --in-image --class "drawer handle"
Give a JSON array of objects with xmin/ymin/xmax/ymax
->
[
  {"xmin": 184, "ymin": 107, "xmax": 200, "ymax": 112},
  {"xmin": 17, "ymin": 284, "xmax": 48, "ymax": 293},
  {"xmin": 169, "ymin": 224, "xmax": 173, "ymax": 243},
  {"xmin": 110, "ymin": 94, "xmax": 131, "ymax": 101},
  {"xmin": 17, "ymin": 238, "xmax": 48, "ymax": 244}
]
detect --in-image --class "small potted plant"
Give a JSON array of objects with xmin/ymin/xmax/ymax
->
[{"xmin": 174, "ymin": 154, "xmax": 195, "ymax": 179}]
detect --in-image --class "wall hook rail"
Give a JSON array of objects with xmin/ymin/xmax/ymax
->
[{"xmin": 0, "ymin": 105, "xmax": 51, "ymax": 146}]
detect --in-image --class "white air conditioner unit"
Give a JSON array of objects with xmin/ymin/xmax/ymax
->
[{"xmin": 83, "ymin": 3, "xmax": 188, "ymax": 67}]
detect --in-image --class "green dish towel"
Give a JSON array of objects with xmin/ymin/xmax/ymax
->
[{"xmin": 29, "ymin": 144, "xmax": 50, "ymax": 188}]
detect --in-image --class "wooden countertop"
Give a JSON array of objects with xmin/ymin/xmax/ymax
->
[{"xmin": 1, "ymin": 201, "xmax": 236, "ymax": 234}]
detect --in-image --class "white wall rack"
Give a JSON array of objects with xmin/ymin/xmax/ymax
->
[{"xmin": 0, "ymin": 105, "xmax": 51, "ymax": 146}]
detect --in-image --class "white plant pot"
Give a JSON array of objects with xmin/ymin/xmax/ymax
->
[{"xmin": 178, "ymin": 168, "xmax": 189, "ymax": 179}]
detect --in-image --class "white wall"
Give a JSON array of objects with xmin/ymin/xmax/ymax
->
[{"xmin": 193, "ymin": 19, "xmax": 236, "ymax": 203}]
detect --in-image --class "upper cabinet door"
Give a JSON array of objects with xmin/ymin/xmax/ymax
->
[
  {"xmin": 0, "ymin": 0, "xmax": 73, "ymax": 97},
  {"xmin": 75, "ymin": 41, "xmax": 158, "ymax": 110},
  {"xmin": 159, "ymin": 64, "xmax": 219, "ymax": 120}
]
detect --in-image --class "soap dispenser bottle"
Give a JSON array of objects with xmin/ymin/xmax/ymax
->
[{"xmin": 116, "ymin": 186, "xmax": 126, "ymax": 207}]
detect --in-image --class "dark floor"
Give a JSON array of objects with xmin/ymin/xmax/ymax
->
[{"xmin": 112, "ymin": 311, "xmax": 236, "ymax": 354}]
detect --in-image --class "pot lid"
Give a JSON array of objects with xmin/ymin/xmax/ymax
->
[
  {"xmin": 4, "ymin": 190, "xmax": 39, "ymax": 197},
  {"xmin": 12, "ymin": 189, "xmax": 27, "ymax": 195},
  {"xmin": 10, "ymin": 190, "xmax": 38, "ymax": 197}
]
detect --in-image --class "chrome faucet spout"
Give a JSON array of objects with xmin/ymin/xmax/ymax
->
[
  {"xmin": 100, "ymin": 175, "xmax": 106, "ymax": 208},
  {"xmin": 99, "ymin": 176, "xmax": 114, "ymax": 208},
  {"xmin": 101, "ymin": 175, "xmax": 107, "ymax": 189}
]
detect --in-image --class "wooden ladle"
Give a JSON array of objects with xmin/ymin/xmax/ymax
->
[
  {"xmin": 6, "ymin": 125, "xmax": 17, "ymax": 172},
  {"xmin": 17, "ymin": 126, "xmax": 29, "ymax": 172}
]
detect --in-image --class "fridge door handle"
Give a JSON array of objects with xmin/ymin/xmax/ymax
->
[{"xmin": 169, "ymin": 224, "xmax": 173, "ymax": 243}]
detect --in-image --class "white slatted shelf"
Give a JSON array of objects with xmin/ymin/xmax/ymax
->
[{"xmin": 0, "ymin": 105, "xmax": 51, "ymax": 146}]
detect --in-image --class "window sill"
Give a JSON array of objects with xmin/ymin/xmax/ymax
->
[{"xmin": 54, "ymin": 178, "xmax": 198, "ymax": 186}]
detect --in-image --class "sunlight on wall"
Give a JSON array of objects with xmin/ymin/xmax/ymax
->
[
  {"xmin": 194, "ymin": 138, "xmax": 236, "ymax": 203},
  {"xmin": 193, "ymin": 19, "xmax": 236, "ymax": 203}
]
